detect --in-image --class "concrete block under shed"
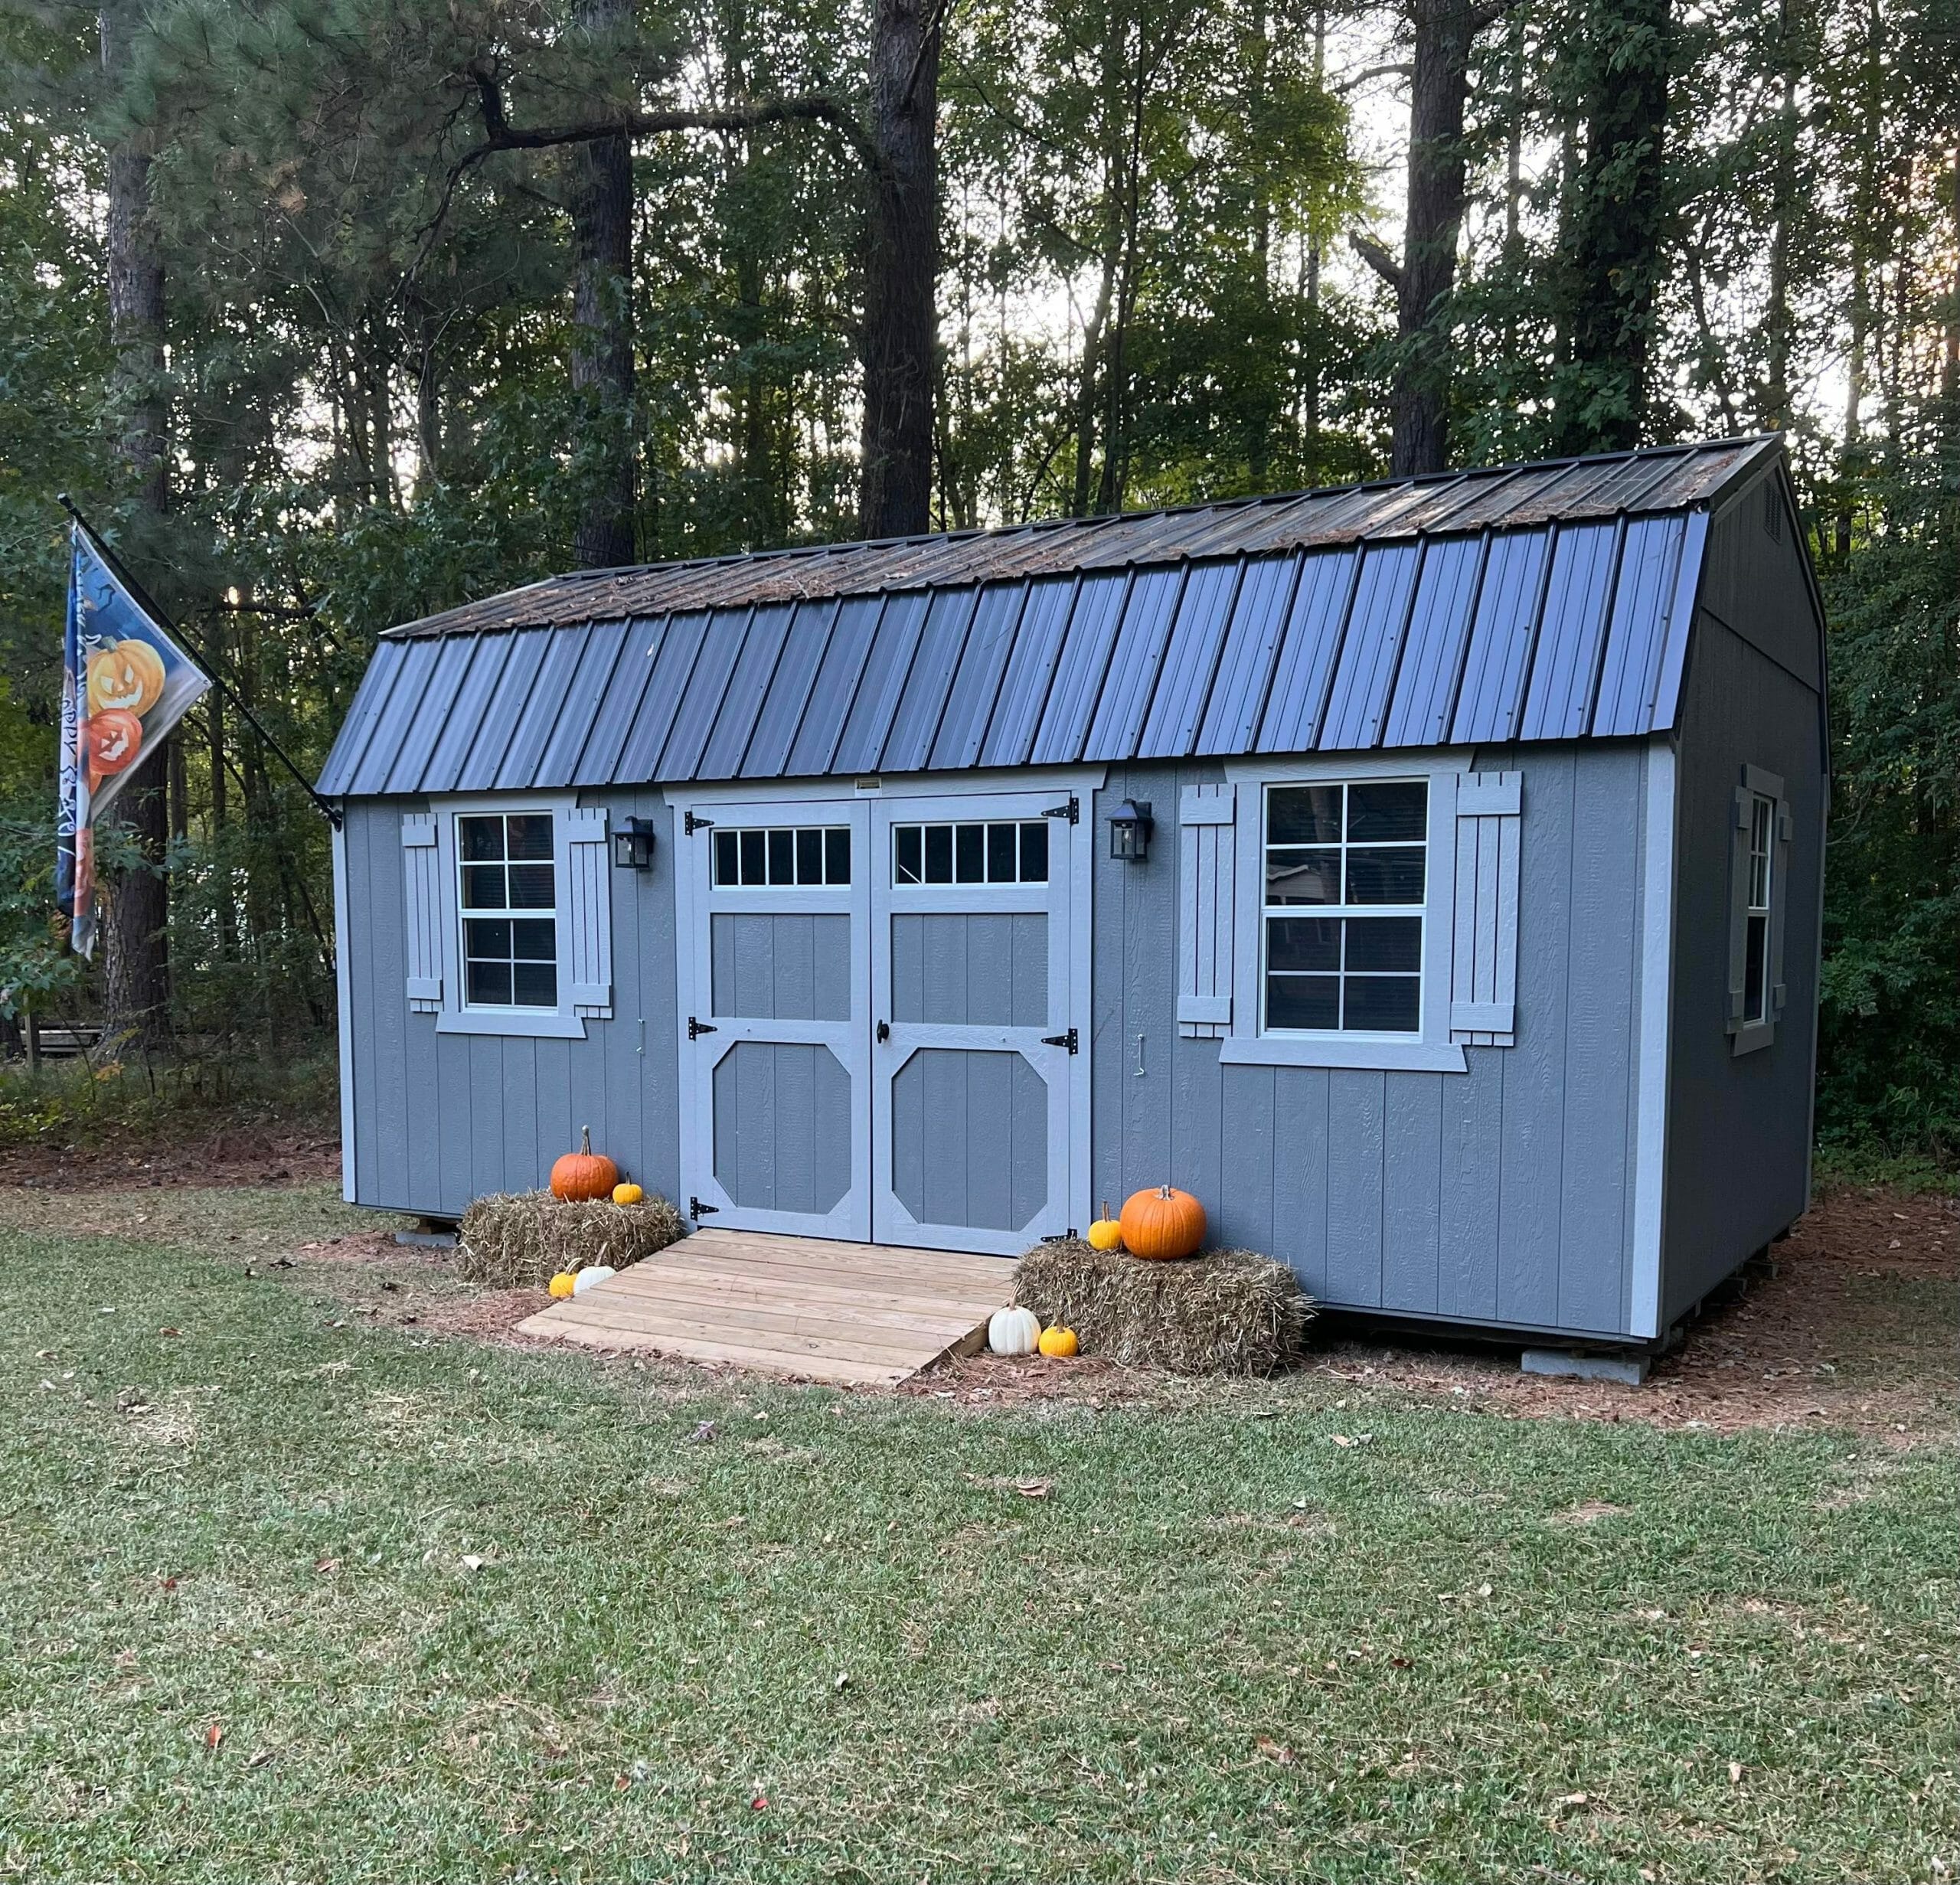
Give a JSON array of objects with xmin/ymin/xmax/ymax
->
[{"xmin": 1521, "ymin": 1348, "xmax": 1650, "ymax": 1387}]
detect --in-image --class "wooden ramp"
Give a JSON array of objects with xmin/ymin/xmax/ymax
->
[{"xmin": 514, "ymin": 1227, "xmax": 1016, "ymax": 1387}]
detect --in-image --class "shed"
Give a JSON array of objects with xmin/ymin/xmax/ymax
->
[{"xmin": 321, "ymin": 433, "xmax": 1828, "ymax": 1348}]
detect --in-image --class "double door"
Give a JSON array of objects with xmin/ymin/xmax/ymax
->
[{"xmin": 677, "ymin": 789, "xmax": 1086, "ymax": 1256}]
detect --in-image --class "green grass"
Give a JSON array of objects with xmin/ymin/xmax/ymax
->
[{"xmin": 2, "ymin": 1194, "xmax": 1954, "ymax": 1883}]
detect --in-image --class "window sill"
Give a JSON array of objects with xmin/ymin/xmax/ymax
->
[
  {"xmin": 1218, "ymin": 1034, "xmax": 1468, "ymax": 1074},
  {"xmin": 1730, "ymin": 1021, "xmax": 1776, "ymax": 1058},
  {"xmin": 435, "ymin": 1008, "xmax": 589, "ymax": 1041}
]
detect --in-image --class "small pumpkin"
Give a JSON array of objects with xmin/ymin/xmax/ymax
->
[
  {"xmin": 571, "ymin": 1264, "xmax": 617, "ymax": 1296},
  {"xmin": 550, "ymin": 1125, "xmax": 619, "ymax": 1202},
  {"xmin": 987, "ymin": 1304, "xmax": 1043, "ymax": 1356},
  {"xmin": 612, "ymin": 1181, "xmax": 644, "ymax": 1206},
  {"xmin": 1086, "ymin": 1217, "xmax": 1123, "ymax": 1252},
  {"xmin": 547, "ymin": 1272, "xmax": 577, "ymax": 1300},
  {"xmin": 1037, "ymin": 1325, "xmax": 1080, "ymax": 1358},
  {"xmin": 1119, "ymin": 1184, "xmax": 1206, "ymax": 1261}
]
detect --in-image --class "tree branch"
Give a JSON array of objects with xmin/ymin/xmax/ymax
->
[{"xmin": 1349, "ymin": 231, "xmax": 1403, "ymax": 293}]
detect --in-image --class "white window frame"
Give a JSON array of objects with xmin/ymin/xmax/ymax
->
[
  {"xmin": 1728, "ymin": 763, "xmax": 1788, "ymax": 1058},
  {"xmin": 456, "ymin": 806, "xmax": 563, "ymax": 1018},
  {"xmin": 1222, "ymin": 753, "xmax": 1467, "ymax": 1073},
  {"xmin": 433, "ymin": 791, "xmax": 591, "ymax": 1039}
]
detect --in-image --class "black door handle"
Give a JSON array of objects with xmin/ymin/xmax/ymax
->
[{"xmin": 876, "ymin": 1019, "xmax": 890, "ymax": 1043}]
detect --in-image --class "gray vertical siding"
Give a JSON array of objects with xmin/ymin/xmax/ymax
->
[
  {"xmin": 1092, "ymin": 747, "xmax": 1655, "ymax": 1338},
  {"xmin": 1661, "ymin": 599, "xmax": 1824, "ymax": 1322},
  {"xmin": 340, "ymin": 790, "xmax": 681, "ymax": 1217}
]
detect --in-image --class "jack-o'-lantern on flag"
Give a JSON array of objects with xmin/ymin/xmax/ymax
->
[{"xmin": 56, "ymin": 528, "xmax": 211, "ymax": 959}]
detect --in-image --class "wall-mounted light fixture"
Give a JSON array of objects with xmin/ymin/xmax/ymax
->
[
  {"xmin": 1108, "ymin": 799, "xmax": 1154, "ymax": 863},
  {"xmin": 612, "ymin": 817, "xmax": 658, "ymax": 871}
]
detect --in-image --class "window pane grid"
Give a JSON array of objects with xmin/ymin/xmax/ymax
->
[
  {"xmin": 1743, "ymin": 792, "xmax": 1774, "ymax": 1024},
  {"xmin": 893, "ymin": 820, "xmax": 1049, "ymax": 885},
  {"xmin": 711, "ymin": 825, "xmax": 851, "ymax": 888},
  {"xmin": 458, "ymin": 812, "xmax": 558, "ymax": 1011},
  {"xmin": 1263, "ymin": 782, "xmax": 1426, "ymax": 1037}
]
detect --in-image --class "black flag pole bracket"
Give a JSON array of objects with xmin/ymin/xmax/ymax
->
[{"xmin": 58, "ymin": 494, "xmax": 342, "ymax": 831}]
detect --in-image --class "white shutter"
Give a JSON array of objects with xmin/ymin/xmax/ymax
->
[
  {"xmin": 401, "ymin": 812, "xmax": 443, "ymax": 1011},
  {"xmin": 1449, "ymin": 770, "xmax": 1521, "ymax": 1047},
  {"xmin": 565, "ymin": 805, "xmax": 613, "ymax": 1019},
  {"xmin": 1178, "ymin": 783, "xmax": 1236, "ymax": 1039}
]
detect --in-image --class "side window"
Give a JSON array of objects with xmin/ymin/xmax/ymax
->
[
  {"xmin": 1728, "ymin": 766, "xmax": 1789, "ymax": 1055},
  {"xmin": 459, "ymin": 812, "xmax": 557, "ymax": 1010}
]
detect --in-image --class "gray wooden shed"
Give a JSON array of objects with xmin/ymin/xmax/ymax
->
[{"xmin": 321, "ymin": 433, "xmax": 1827, "ymax": 1348}]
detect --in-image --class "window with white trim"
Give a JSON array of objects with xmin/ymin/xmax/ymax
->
[
  {"xmin": 1742, "ymin": 792, "xmax": 1773, "ymax": 1026},
  {"xmin": 712, "ymin": 824, "xmax": 851, "ymax": 887},
  {"xmin": 1262, "ymin": 779, "xmax": 1426, "ymax": 1036},
  {"xmin": 459, "ymin": 812, "xmax": 558, "ymax": 1010},
  {"xmin": 892, "ymin": 819, "xmax": 1050, "ymax": 885}
]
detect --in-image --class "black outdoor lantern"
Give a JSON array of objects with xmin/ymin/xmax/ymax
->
[
  {"xmin": 1108, "ymin": 799, "xmax": 1154, "ymax": 862},
  {"xmin": 612, "ymin": 816, "xmax": 658, "ymax": 871}
]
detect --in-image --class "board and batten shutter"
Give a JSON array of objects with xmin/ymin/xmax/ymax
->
[
  {"xmin": 1178, "ymin": 783, "xmax": 1236, "ymax": 1039},
  {"xmin": 1449, "ymin": 771, "xmax": 1522, "ymax": 1047},
  {"xmin": 400, "ymin": 812, "xmax": 443, "ymax": 1012},
  {"xmin": 565, "ymin": 805, "xmax": 613, "ymax": 1019}
]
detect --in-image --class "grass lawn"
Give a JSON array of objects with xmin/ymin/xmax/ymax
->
[{"xmin": 2, "ymin": 1187, "xmax": 1953, "ymax": 1883}]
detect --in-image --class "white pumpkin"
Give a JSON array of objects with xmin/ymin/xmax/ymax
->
[
  {"xmin": 987, "ymin": 1305, "xmax": 1043, "ymax": 1356},
  {"xmin": 571, "ymin": 1264, "xmax": 617, "ymax": 1297}
]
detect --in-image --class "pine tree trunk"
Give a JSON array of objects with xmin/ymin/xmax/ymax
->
[
  {"xmin": 1553, "ymin": 0, "xmax": 1672, "ymax": 452},
  {"xmin": 100, "ymin": 0, "xmax": 171, "ymax": 1052},
  {"xmin": 568, "ymin": 0, "xmax": 637, "ymax": 568},
  {"xmin": 858, "ymin": 0, "xmax": 939, "ymax": 539},
  {"xmin": 1390, "ymin": 0, "xmax": 1478, "ymax": 476}
]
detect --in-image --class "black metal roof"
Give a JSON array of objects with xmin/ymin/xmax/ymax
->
[{"xmin": 319, "ymin": 435, "xmax": 1788, "ymax": 797}]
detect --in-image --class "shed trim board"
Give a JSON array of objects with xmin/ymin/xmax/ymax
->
[{"xmin": 325, "ymin": 437, "xmax": 1828, "ymax": 1354}]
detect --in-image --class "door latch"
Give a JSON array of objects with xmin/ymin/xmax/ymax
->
[
  {"xmin": 1042, "ymin": 796, "xmax": 1080, "ymax": 825},
  {"xmin": 1040, "ymin": 1027, "xmax": 1079, "ymax": 1054},
  {"xmin": 688, "ymin": 1016, "xmax": 717, "ymax": 1039},
  {"xmin": 688, "ymin": 1196, "xmax": 720, "ymax": 1220},
  {"xmin": 876, "ymin": 1019, "xmax": 890, "ymax": 1043}
]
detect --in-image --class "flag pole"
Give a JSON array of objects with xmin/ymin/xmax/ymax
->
[{"xmin": 57, "ymin": 495, "xmax": 341, "ymax": 831}]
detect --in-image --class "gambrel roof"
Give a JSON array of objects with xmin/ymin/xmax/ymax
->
[{"xmin": 319, "ymin": 434, "xmax": 1795, "ymax": 798}]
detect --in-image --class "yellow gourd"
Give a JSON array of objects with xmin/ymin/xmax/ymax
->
[
  {"xmin": 612, "ymin": 1182, "xmax": 644, "ymax": 1205},
  {"xmin": 1086, "ymin": 1217, "xmax": 1123, "ymax": 1252},
  {"xmin": 547, "ymin": 1272, "xmax": 577, "ymax": 1299},
  {"xmin": 1037, "ymin": 1325, "xmax": 1080, "ymax": 1358}
]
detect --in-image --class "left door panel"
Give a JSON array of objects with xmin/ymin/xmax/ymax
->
[{"xmin": 676, "ymin": 799, "xmax": 871, "ymax": 1238}]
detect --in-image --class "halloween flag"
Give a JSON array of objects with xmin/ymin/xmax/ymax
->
[{"xmin": 56, "ymin": 527, "xmax": 210, "ymax": 959}]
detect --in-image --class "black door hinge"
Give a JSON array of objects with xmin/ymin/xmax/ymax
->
[
  {"xmin": 1043, "ymin": 796, "xmax": 1080, "ymax": 825},
  {"xmin": 688, "ymin": 1015, "xmax": 717, "ymax": 1039},
  {"xmin": 1040, "ymin": 1027, "xmax": 1079, "ymax": 1054},
  {"xmin": 689, "ymin": 1196, "xmax": 720, "ymax": 1220},
  {"xmin": 684, "ymin": 810, "xmax": 714, "ymax": 835}
]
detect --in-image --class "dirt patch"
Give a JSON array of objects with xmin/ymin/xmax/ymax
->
[
  {"xmin": 0, "ymin": 1122, "xmax": 339, "ymax": 1190},
  {"xmin": 900, "ymin": 1190, "xmax": 1958, "ymax": 1440}
]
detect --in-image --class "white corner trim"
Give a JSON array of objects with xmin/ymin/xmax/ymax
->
[
  {"xmin": 1629, "ymin": 738, "xmax": 1677, "ymax": 1339},
  {"xmin": 332, "ymin": 815, "xmax": 356, "ymax": 1204}
]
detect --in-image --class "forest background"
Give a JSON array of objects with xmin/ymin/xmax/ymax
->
[{"xmin": 0, "ymin": 0, "xmax": 1953, "ymax": 1167}]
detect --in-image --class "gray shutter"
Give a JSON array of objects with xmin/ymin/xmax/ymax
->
[
  {"xmin": 1449, "ymin": 771, "xmax": 1521, "ymax": 1047},
  {"xmin": 1724, "ymin": 788, "xmax": 1752, "ymax": 1034},
  {"xmin": 1177, "ymin": 783, "xmax": 1236, "ymax": 1039},
  {"xmin": 565, "ymin": 805, "xmax": 612, "ymax": 1019},
  {"xmin": 1771, "ymin": 800, "xmax": 1792, "ymax": 1017},
  {"xmin": 401, "ymin": 812, "xmax": 443, "ymax": 1011}
]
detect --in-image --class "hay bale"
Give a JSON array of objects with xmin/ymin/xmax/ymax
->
[
  {"xmin": 1012, "ymin": 1239, "xmax": 1314, "ymax": 1377},
  {"xmin": 456, "ymin": 1190, "xmax": 684, "ymax": 1289}
]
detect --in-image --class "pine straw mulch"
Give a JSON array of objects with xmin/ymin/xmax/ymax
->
[
  {"xmin": 456, "ymin": 1190, "xmax": 685, "ymax": 1289},
  {"xmin": 1012, "ymin": 1238, "xmax": 1313, "ymax": 1376}
]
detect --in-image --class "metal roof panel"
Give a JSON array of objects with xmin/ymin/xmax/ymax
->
[
  {"xmin": 1194, "ymin": 551, "xmax": 1302, "ymax": 756},
  {"xmin": 1519, "ymin": 522, "xmax": 1620, "ymax": 742},
  {"xmin": 1320, "ymin": 541, "xmax": 1423, "ymax": 750},
  {"xmin": 1381, "ymin": 534, "xmax": 1486, "ymax": 750}
]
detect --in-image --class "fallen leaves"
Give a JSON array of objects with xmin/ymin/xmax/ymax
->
[
  {"xmin": 1254, "ymin": 1737, "xmax": 1296, "ymax": 1765},
  {"xmin": 203, "ymin": 1723, "xmax": 224, "ymax": 1752}
]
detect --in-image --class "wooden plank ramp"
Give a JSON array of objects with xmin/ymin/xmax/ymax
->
[{"xmin": 514, "ymin": 1227, "xmax": 1016, "ymax": 1387}]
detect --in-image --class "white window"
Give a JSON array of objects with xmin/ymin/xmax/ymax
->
[
  {"xmin": 892, "ymin": 819, "xmax": 1050, "ymax": 885},
  {"xmin": 712, "ymin": 824, "xmax": 851, "ymax": 888},
  {"xmin": 458, "ymin": 811, "xmax": 558, "ymax": 1010},
  {"xmin": 1743, "ymin": 792, "xmax": 1774, "ymax": 1026},
  {"xmin": 1262, "ymin": 779, "xmax": 1426, "ymax": 1036}
]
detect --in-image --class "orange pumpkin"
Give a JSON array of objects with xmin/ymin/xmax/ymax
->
[
  {"xmin": 1118, "ymin": 1185, "xmax": 1206, "ymax": 1261},
  {"xmin": 83, "ymin": 708, "xmax": 144, "ymax": 781},
  {"xmin": 550, "ymin": 1125, "xmax": 619, "ymax": 1201},
  {"xmin": 87, "ymin": 639, "xmax": 166, "ymax": 716}
]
